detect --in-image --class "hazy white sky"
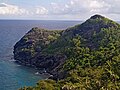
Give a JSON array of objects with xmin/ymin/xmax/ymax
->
[{"xmin": 0, "ymin": 0, "xmax": 120, "ymax": 20}]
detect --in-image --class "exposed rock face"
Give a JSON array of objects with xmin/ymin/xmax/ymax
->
[
  {"xmin": 14, "ymin": 27, "xmax": 62, "ymax": 61},
  {"xmin": 13, "ymin": 27, "xmax": 64, "ymax": 76},
  {"xmin": 31, "ymin": 53, "xmax": 67, "ymax": 79}
]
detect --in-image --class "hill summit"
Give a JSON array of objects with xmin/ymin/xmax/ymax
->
[
  {"xmin": 90, "ymin": 14, "xmax": 105, "ymax": 19},
  {"xmin": 71, "ymin": 14, "xmax": 119, "ymax": 35},
  {"xmin": 14, "ymin": 15, "xmax": 120, "ymax": 90}
]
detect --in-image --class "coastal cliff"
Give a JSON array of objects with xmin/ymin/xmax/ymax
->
[
  {"xmin": 14, "ymin": 15, "xmax": 120, "ymax": 90},
  {"xmin": 14, "ymin": 27, "xmax": 66, "ymax": 77}
]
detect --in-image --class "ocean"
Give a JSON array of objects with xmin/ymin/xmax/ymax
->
[{"xmin": 0, "ymin": 20, "xmax": 82, "ymax": 90}]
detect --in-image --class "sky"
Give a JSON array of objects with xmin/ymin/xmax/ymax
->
[{"xmin": 0, "ymin": 0, "xmax": 120, "ymax": 20}]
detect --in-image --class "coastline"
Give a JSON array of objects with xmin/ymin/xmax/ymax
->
[{"xmin": 15, "ymin": 60, "xmax": 53, "ymax": 79}]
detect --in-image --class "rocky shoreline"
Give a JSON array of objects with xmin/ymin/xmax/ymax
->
[
  {"xmin": 14, "ymin": 55, "xmax": 66, "ymax": 80},
  {"xmin": 13, "ymin": 28, "xmax": 67, "ymax": 79},
  {"xmin": 15, "ymin": 60, "xmax": 53, "ymax": 78}
]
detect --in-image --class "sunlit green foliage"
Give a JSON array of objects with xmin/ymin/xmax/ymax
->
[{"xmin": 18, "ymin": 15, "xmax": 120, "ymax": 90}]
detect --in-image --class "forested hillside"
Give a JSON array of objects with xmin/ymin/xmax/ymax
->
[{"xmin": 14, "ymin": 15, "xmax": 120, "ymax": 90}]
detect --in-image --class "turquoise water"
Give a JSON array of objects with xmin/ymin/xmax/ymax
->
[
  {"xmin": 0, "ymin": 59, "xmax": 43, "ymax": 90},
  {"xmin": 0, "ymin": 20, "xmax": 81, "ymax": 90}
]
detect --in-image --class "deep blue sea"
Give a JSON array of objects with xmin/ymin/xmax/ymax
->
[{"xmin": 0, "ymin": 20, "xmax": 82, "ymax": 90}]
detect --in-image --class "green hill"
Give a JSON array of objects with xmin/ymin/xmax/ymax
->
[{"xmin": 14, "ymin": 15, "xmax": 120, "ymax": 90}]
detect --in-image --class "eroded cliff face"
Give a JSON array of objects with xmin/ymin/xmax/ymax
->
[
  {"xmin": 14, "ymin": 27, "xmax": 61, "ymax": 59},
  {"xmin": 13, "ymin": 27, "xmax": 66, "ymax": 75}
]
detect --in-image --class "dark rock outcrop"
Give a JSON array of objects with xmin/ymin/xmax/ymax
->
[{"xmin": 13, "ymin": 27, "xmax": 65, "ymax": 77}]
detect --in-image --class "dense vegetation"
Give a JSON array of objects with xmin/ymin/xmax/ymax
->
[
  {"xmin": 14, "ymin": 27, "xmax": 62, "ymax": 64},
  {"xmin": 15, "ymin": 15, "xmax": 120, "ymax": 90}
]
